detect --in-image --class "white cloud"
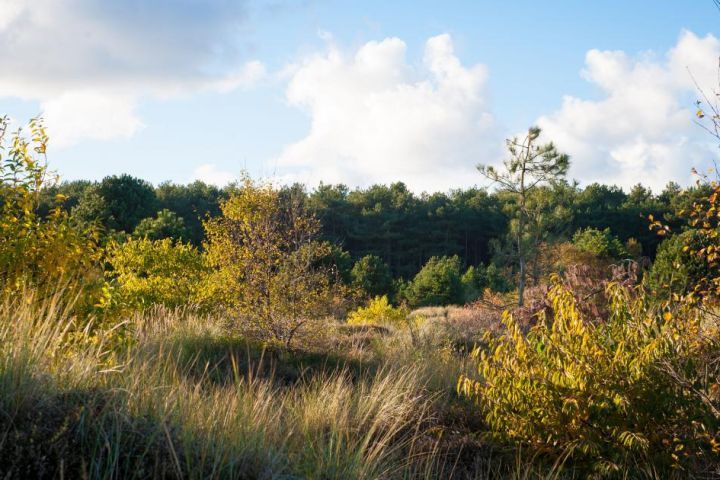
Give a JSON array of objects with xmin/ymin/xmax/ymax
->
[
  {"xmin": 192, "ymin": 164, "xmax": 238, "ymax": 187},
  {"xmin": 274, "ymin": 33, "xmax": 500, "ymax": 192},
  {"xmin": 41, "ymin": 91, "xmax": 143, "ymax": 148},
  {"xmin": 208, "ymin": 61, "xmax": 268, "ymax": 94},
  {"xmin": 537, "ymin": 31, "xmax": 720, "ymax": 191},
  {"xmin": 0, "ymin": 0, "xmax": 265, "ymax": 147}
]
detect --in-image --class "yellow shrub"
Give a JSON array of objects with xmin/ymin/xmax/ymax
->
[
  {"xmin": 106, "ymin": 237, "xmax": 210, "ymax": 311},
  {"xmin": 347, "ymin": 296, "xmax": 408, "ymax": 327},
  {"xmin": 0, "ymin": 117, "xmax": 104, "ymax": 311},
  {"xmin": 458, "ymin": 278, "xmax": 719, "ymax": 471}
]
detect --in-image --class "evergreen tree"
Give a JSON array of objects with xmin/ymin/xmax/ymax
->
[
  {"xmin": 478, "ymin": 126, "xmax": 570, "ymax": 305},
  {"xmin": 133, "ymin": 209, "xmax": 188, "ymax": 241},
  {"xmin": 403, "ymin": 255, "xmax": 464, "ymax": 307},
  {"xmin": 350, "ymin": 254, "xmax": 394, "ymax": 299}
]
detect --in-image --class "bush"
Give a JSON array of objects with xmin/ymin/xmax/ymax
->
[
  {"xmin": 461, "ymin": 266, "xmax": 481, "ymax": 302},
  {"xmin": 347, "ymin": 296, "xmax": 408, "ymax": 328},
  {"xmin": 350, "ymin": 255, "xmax": 394, "ymax": 299},
  {"xmin": 459, "ymin": 280, "xmax": 720, "ymax": 472},
  {"xmin": 572, "ymin": 227, "xmax": 626, "ymax": 259},
  {"xmin": 133, "ymin": 208, "xmax": 188, "ymax": 241},
  {"xmin": 460, "ymin": 265, "xmax": 486, "ymax": 302},
  {"xmin": 669, "ymin": 183, "xmax": 720, "ymax": 304},
  {"xmin": 403, "ymin": 255, "xmax": 464, "ymax": 307},
  {"xmin": 106, "ymin": 237, "xmax": 210, "ymax": 311},
  {"xmin": 645, "ymin": 230, "xmax": 712, "ymax": 301},
  {"xmin": 484, "ymin": 263, "xmax": 512, "ymax": 293},
  {"xmin": 0, "ymin": 117, "xmax": 104, "ymax": 310}
]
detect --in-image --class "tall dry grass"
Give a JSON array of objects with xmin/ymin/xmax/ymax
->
[
  {"xmin": 0, "ymin": 289, "xmax": 597, "ymax": 479},
  {"xmin": 0, "ymin": 290, "xmax": 447, "ymax": 479}
]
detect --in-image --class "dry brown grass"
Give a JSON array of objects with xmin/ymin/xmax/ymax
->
[
  {"xmin": 0, "ymin": 292, "xmax": 449, "ymax": 479},
  {"xmin": 0, "ymin": 289, "xmax": 605, "ymax": 479}
]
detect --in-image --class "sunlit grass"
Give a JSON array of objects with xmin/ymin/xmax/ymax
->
[{"xmin": 0, "ymin": 292, "xmax": 449, "ymax": 479}]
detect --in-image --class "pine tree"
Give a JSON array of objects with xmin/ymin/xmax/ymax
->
[{"xmin": 478, "ymin": 126, "xmax": 569, "ymax": 305}]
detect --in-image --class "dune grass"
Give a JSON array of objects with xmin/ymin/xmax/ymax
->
[
  {"xmin": 0, "ymin": 292, "xmax": 453, "ymax": 479},
  {"xmin": 5, "ymin": 290, "xmax": 675, "ymax": 479}
]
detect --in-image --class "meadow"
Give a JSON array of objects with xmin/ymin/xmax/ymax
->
[{"xmin": 2, "ymin": 117, "xmax": 720, "ymax": 479}]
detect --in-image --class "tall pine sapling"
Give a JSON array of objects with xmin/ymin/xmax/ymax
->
[{"xmin": 478, "ymin": 126, "xmax": 569, "ymax": 305}]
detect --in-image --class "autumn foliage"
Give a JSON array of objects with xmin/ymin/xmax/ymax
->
[
  {"xmin": 3, "ymin": 116, "xmax": 720, "ymax": 477},
  {"xmin": 459, "ymin": 278, "xmax": 720, "ymax": 472},
  {"xmin": 202, "ymin": 176, "xmax": 348, "ymax": 346},
  {"xmin": 0, "ymin": 116, "xmax": 103, "ymax": 310}
]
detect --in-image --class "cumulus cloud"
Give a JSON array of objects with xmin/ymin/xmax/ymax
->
[
  {"xmin": 537, "ymin": 31, "xmax": 720, "ymax": 191},
  {"xmin": 274, "ymin": 33, "xmax": 500, "ymax": 192},
  {"xmin": 0, "ymin": 0, "xmax": 265, "ymax": 147},
  {"xmin": 5, "ymin": 1, "xmax": 715, "ymax": 194}
]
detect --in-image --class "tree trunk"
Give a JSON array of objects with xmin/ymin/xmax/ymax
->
[
  {"xmin": 518, "ymin": 166, "xmax": 527, "ymax": 307},
  {"xmin": 518, "ymin": 250, "xmax": 526, "ymax": 306}
]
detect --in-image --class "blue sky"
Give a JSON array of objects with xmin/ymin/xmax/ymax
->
[{"xmin": 1, "ymin": 0, "xmax": 719, "ymax": 192}]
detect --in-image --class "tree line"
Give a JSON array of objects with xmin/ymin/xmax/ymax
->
[
  {"xmin": 38, "ymin": 171, "xmax": 705, "ymax": 278},
  {"xmin": 29, "ymin": 125, "xmax": 708, "ymax": 310}
]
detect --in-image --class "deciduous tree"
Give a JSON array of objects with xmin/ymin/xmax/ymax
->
[
  {"xmin": 0, "ymin": 116, "xmax": 103, "ymax": 308},
  {"xmin": 203, "ymin": 176, "xmax": 346, "ymax": 347}
]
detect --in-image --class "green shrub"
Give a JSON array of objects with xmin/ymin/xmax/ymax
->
[
  {"xmin": 460, "ymin": 265, "xmax": 485, "ymax": 302},
  {"xmin": 645, "ymin": 230, "xmax": 712, "ymax": 300},
  {"xmin": 403, "ymin": 255, "xmax": 464, "ymax": 307},
  {"xmin": 459, "ymin": 263, "xmax": 513, "ymax": 300},
  {"xmin": 350, "ymin": 254, "xmax": 394, "ymax": 299},
  {"xmin": 133, "ymin": 208, "xmax": 188, "ymax": 241},
  {"xmin": 484, "ymin": 263, "xmax": 512, "ymax": 293},
  {"xmin": 572, "ymin": 227, "xmax": 626, "ymax": 259}
]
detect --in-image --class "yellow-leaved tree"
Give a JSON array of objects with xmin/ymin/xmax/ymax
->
[
  {"xmin": 0, "ymin": 116, "xmax": 104, "ymax": 310},
  {"xmin": 202, "ymin": 176, "xmax": 346, "ymax": 347}
]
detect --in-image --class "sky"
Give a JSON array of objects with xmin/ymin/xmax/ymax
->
[{"xmin": 1, "ymin": 0, "xmax": 720, "ymax": 193}]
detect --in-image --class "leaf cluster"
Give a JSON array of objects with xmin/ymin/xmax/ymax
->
[{"xmin": 106, "ymin": 237, "xmax": 210, "ymax": 311}]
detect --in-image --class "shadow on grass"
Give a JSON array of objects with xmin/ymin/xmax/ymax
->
[
  {"xmin": 2, "ymin": 387, "xmax": 181, "ymax": 479},
  {"xmin": 0, "ymin": 382, "xmax": 273, "ymax": 479},
  {"xmin": 162, "ymin": 333, "xmax": 380, "ymax": 386}
]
